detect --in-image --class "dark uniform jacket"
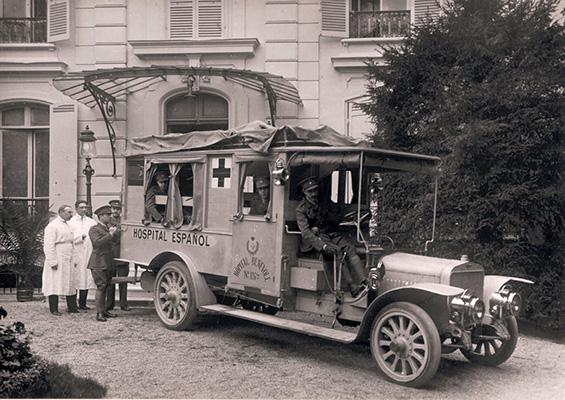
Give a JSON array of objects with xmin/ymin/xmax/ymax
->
[
  {"xmin": 87, "ymin": 223, "xmax": 114, "ymax": 270},
  {"xmin": 249, "ymin": 194, "xmax": 269, "ymax": 215},
  {"xmin": 295, "ymin": 198, "xmax": 342, "ymax": 253},
  {"xmin": 145, "ymin": 185, "xmax": 166, "ymax": 221},
  {"xmin": 109, "ymin": 215, "xmax": 121, "ymax": 259}
]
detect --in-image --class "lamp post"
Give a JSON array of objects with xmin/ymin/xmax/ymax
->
[{"xmin": 79, "ymin": 126, "xmax": 97, "ymax": 217}]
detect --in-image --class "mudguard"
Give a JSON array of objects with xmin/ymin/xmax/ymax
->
[
  {"xmin": 481, "ymin": 275, "xmax": 534, "ymax": 323},
  {"xmin": 149, "ymin": 251, "xmax": 217, "ymax": 308},
  {"xmin": 355, "ymin": 283, "xmax": 464, "ymax": 343},
  {"xmin": 483, "ymin": 275, "xmax": 534, "ymax": 304}
]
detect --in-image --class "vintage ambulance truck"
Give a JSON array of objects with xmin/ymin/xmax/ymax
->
[{"xmin": 117, "ymin": 121, "xmax": 531, "ymax": 387}]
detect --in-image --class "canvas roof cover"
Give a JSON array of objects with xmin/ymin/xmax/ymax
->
[{"xmin": 126, "ymin": 121, "xmax": 441, "ymax": 174}]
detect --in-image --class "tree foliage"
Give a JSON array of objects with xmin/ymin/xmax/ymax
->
[{"xmin": 361, "ymin": 0, "xmax": 565, "ymax": 328}]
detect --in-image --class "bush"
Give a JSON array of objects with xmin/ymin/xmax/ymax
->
[
  {"xmin": 0, "ymin": 322, "xmax": 106, "ymax": 398},
  {"xmin": 0, "ymin": 322, "xmax": 47, "ymax": 398}
]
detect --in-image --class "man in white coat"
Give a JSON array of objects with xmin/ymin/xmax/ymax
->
[
  {"xmin": 42, "ymin": 205, "xmax": 81, "ymax": 316},
  {"xmin": 68, "ymin": 200, "xmax": 97, "ymax": 310}
]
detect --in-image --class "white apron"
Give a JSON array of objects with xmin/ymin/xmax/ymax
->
[
  {"xmin": 68, "ymin": 214, "xmax": 97, "ymax": 290},
  {"xmin": 41, "ymin": 217, "xmax": 77, "ymax": 296}
]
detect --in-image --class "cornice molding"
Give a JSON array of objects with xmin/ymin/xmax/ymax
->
[{"xmin": 128, "ymin": 38, "xmax": 260, "ymax": 59}]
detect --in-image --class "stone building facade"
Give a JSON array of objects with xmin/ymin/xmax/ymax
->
[{"xmin": 0, "ymin": 0, "xmax": 440, "ymax": 211}]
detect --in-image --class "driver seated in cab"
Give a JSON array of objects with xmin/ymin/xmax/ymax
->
[{"xmin": 295, "ymin": 176, "xmax": 367, "ymax": 297}]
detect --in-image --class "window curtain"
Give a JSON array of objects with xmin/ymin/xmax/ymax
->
[
  {"xmin": 167, "ymin": 163, "xmax": 184, "ymax": 229},
  {"xmin": 186, "ymin": 162, "xmax": 203, "ymax": 231},
  {"xmin": 143, "ymin": 163, "xmax": 158, "ymax": 223},
  {"xmin": 236, "ymin": 162, "xmax": 249, "ymax": 218}
]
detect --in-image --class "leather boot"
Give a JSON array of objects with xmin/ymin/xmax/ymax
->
[{"xmin": 96, "ymin": 313, "xmax": 107, "ymax": 322}]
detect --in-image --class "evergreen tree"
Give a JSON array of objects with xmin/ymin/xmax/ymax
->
[{"xmin": 361, "ymin": 0, "xmax": 565, "ymax": 328}]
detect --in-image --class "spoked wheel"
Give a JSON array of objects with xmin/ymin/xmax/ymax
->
[
  {"xmin": 370, "ymin": 302, "xmax": 441, "ymax": 387},
  {"xmin": 460, "ymin": 316, "xmax": 518, "ymax": 366},
  {"xmin": 154, "ymin": 261, "xmax": 196, "ymax": 331}
]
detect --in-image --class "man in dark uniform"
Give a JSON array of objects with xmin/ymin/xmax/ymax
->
[
  {"xmin": 249, "ymin": 176, "xmax": 270, "ymax": 215},
  {"xmin": 295, "ymin": 176, "xmax": 367, "ymax": 297},
  {"xmin": 88, "ymin": 205, "xmax": 119, "ymax": 322},
  {"xmin": 145, "ymin": 171, "xmax": 169, "ymax": 225},
  {"xmin": 106, "ymin": 200, "xmax": 132, "ymax": 311}
]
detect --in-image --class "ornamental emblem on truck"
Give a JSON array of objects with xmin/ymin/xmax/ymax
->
[{"xmin": 246, "ymin": 237, "xmax": 259, "ymax": 256}]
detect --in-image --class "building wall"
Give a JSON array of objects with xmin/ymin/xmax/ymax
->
[{"xmin": 0, "ymin": 0, "xmax": 436, "ymax": 212}]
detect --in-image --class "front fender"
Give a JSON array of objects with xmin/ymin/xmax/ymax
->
[
  {"xmin": 482, "ymin": 275, "xmax": 534, "ymax": 323},
  {"xmin": 356, "ymin": 283, "xmax": 463, "ymax": 343},
  {"xmin": 149, "ymin": 251, "xmax": 217, "ymax": 308}
]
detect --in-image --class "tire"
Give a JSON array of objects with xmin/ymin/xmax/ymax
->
[
  {"xmin": 460, "ymin": 316, "xmax": 518, "ymax": 366},
  {"xmin": 154, "ymin": 261, "xmax": 196, "ymax": 331},
  {"xmin": 370, "ymin": 302, "xmax": 441, "ymax": 388}
]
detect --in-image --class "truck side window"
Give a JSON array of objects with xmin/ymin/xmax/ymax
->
[
  {"xmin": 143, "ymin": 161, "xmax": 204, "ymax": 230},
  {"xmin": 144, "ymin": 168, "xmax": 169, "ymax": 225},
  {"xmin": 237, "ymin": 161, "xmax": 271, "ymax": 218}
]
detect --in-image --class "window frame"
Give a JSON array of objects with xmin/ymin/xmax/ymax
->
[
  {"xmin": 164, "ymin": 92, "xmax": 229, "ymax": 134},
  {"xmin": 0, "ymin": 103, "xmax": 50, "ymax": 202},
  {"xmin": 168, "ymin": 0, "xmax": 224, "ymax": 40}
]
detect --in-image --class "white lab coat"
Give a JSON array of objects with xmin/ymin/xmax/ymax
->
[
  {"xmin": 41, "ymin": 217, "xmax": 77, "ymax": 296},
  {"xmin": 68, "ymin": 214, "xmax": 97, "ymax": 290}
]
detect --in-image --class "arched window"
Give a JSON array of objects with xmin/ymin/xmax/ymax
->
[
  {"xmin": 165, "ymin": 93, "xmax": 228, "ymax": 134},
  {"xmin": 0, "ymin": 103, "xmax": 49, "ymax": 210}
]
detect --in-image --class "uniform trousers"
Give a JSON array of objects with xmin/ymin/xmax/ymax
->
[
  {"xmin": 106, "ymin": 263, "xmax": 129, "ymax": 309},
  {"xmin": 91, "ymin": 268, "xmax": 114, "ymax": 314},
  {"xmin": 319, "ymin": 232, "xmax": 365, "ymax": 285}
]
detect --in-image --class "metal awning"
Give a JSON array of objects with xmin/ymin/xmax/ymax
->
[
  {"xmin": 52, "ymin": 66, "xmax": 303, "ymax": 176},
  {"xmin": 53, "ymin": 65, "xmax": 302, "ymax": 116}
]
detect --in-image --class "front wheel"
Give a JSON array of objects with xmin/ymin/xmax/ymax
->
[
  {"xmin": 460, "ymin": 316, "xmax": 518, "ymax": 366},
  {"xmin": 370, "ymin": 302, "xmax": 441, "ymax": 388},
  {"xmin": 154, "ymin": 261, "xmax": 196, "ymax": 331}
]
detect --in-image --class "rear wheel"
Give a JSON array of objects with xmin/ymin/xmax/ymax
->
[
  {"xmin": 370, "ymin": 302, "xmax": 441, "ymax": 387},
  {"xmin": 154, "ymin": 261, "xmax": 196, "ymax": 331},
  {"xmin": 460, "ymin": 316, "xmax": 518, "ymax": 366}
]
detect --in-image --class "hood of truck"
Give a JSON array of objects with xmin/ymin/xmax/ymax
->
[{"xmin": 379, "ymin": 252, "xmax": 484, "ymax": 294}]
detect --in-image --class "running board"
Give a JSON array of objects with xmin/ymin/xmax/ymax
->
[{"xmin": 199, "ymin": 304, "xmax": 357, "ymax": 344}]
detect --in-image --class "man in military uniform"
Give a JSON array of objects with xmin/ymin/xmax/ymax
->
[
  {"xmin": 295, "ymin": 176, "xmax": 367, "ymax": 297},
  {"xmin": 145, "ymin": 171, "xmax": 169, "ymax": 225},
  {"xmin": 88, "ymin": 205, "xmax": 119, "ymax": 322},
  {"xmin": 106, "ymin": 200, "xmax": 132, "ymax": 311},
  {"xmin": 249, "ymin": 176, "xmax": 270, "ymax": 216}
]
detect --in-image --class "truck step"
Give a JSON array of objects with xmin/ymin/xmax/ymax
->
[
  {"xmin": 199, "ymin": 304, "xmax": 358, "ymax": 344},
  {"xmin": 110, "ymin": 277, "xmax": 138, "ymax": 284}
]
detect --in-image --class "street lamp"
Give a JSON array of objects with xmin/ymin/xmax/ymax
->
[{"xmin": 79, "ymin": 126, "xmax": 97, "ymax": 217}]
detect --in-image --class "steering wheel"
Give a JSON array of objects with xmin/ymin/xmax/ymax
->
[{"xmin": 343, "ymin": 209, "xmax": 371, "ymax": 224}]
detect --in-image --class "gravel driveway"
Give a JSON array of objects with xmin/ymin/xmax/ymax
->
[{"xmin": 1, "ymin": 296, "xmax": 564, "ymax": 399}]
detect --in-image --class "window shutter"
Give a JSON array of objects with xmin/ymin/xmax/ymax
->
[
  {"xmin": 47, "ymin": 0, "xmax": 69, "ymax": 42},
  {"xmin": 170, "ymin": 0, "xmax": 194, "ymax": 39},
  {"xmin": 414, "ymin": 0, "xmax": 441, "ymax": 24},
  {"xmin": 321, "ymin": 0, "xmax": 349, "ymax": 38},
  {"xmin": 197, "ymin": 0, "xmax": 222, "ymax": 38}
]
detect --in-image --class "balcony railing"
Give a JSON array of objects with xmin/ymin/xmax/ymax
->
[
  {"xmin": 350, "ymin": 10, "xmax": 410, "ymax": 38},
  {"xmin": 0, "ymin": 18, "xmax": 47, "ymax": 43}
]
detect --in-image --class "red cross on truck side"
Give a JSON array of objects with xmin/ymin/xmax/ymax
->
[{"xmin": 212, "ymin": 158, "xmax": 231, "ymax": 188}]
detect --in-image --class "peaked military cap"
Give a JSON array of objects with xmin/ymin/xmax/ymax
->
[
  {"xmin": 155, "ymin": 171, "xmax": 169, "ymax": 183},
  {"xmin": 299, "ymin": 176, "xmax": 319, "ymax": 191},
  {"xmin": 94, "ymin": 205, "xmax": 112, "ymax": 216},
  {"xmin": 109, "ymin": 200, "xmax": 122, "ymax": 208},
  {"xmin": 254, "ymin": 176, "xmax": 270, "ymax": 189}
]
